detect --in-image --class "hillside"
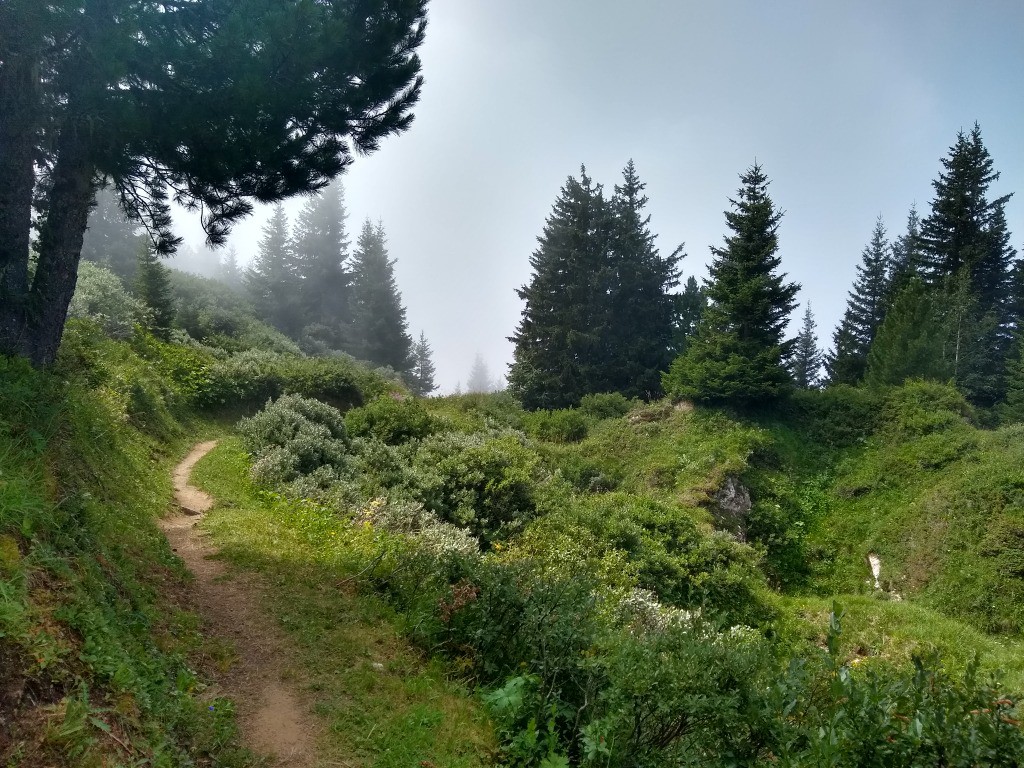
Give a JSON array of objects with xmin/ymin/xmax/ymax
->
[{"xmin": 2, "ymin": 324, "xmax": 1023, "ymax": 765}]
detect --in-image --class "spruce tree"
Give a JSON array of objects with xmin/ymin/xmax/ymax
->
[
  {"xmin": 217, "ymin": 247, "xmax": 242, "ymax": 290},
  {"xmin": 826, "ymin": 217, "xmax": 892, "ymax": 385},
  {"xmin": 918, "ymin": 124, "xmax": 1015, "ymax": 406},
  {"xmin": 603, "ymin": 160, "xmax": 682, "ymax": 398},
  {"xmin": 663, "ymin": 164, "xmax": 799, "ymax": 405},
  {"xmin": 507, "ymin": 168, "xmax": 609, "ymax": 409},
  {"xmin": 81, "ymin": 186, "xmax": 143, "ymax": 282},
  {"xmin": 791, "ymin": 303, "xmax": 823, "ymax": 389},
  {"xmin": 245, "ymin": 205, "xmax": 301, "ymax": 336},
  {"xmin": 349, "ymin": 220, "xmax": 413, "ymax": 373},
  {"xmin": 467, "ymin": 353, "xmax": 494, "ymax": 393},
  {"xmin": 886, "ymin": 204, "xmax": 925, "ymax": 308},
  {"xmin": 134, "ymin": 243, "xmax": 175, "ymax": 340},
  {"xmin": 1002, "ymin": 335, "xmax": 1024, "ymax": 423},
  {"xmin": 408, "ymin": 331, "xmax": 438, "ymax": 396},
  {"xmin": 865, "ymin": 279, "xmax": 951, "ymax": 388},
  {"xmin": 673, "ymin": 275, "xmax": 707, "ymax": 355},
  {"xmin": 292, "ymin": 180, "xmax": 352, "ymax": 347}
]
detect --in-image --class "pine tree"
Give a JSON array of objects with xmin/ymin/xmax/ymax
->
[
  {"xmin": 826, "ymin": 217, "xmax": 892, "ymax": 385},
  {"xmin": 1002, "ymin": 335, "xmax": 1024, "ymax": 423},
  {"xmin": 886, "ymin": 204, "xmax": 925, "ymax": 309},
  {"xmin": 918, "ymin": 124, "xmax": 1015, "ymax": 406},
  {"xmin": 663, "ymin": 164, "xmax": 799, "ymax": 405},
  {"xmin": 292, "ymin": 180, "xmax": 352, "ymax": 347},
  {"xmin": 245, "ymin": 205, "xmax": 301, "ymax": 336},
  {"xmin": 672, "ymin": 275, "xmax": 707, "ymax": 356},
  {"xmin": 81, "ymin": 185, "xmax": 143, "ymax": 282},
  {"xmin": 865, "ymin": 279, "xmax": 951, "ymax": 388},
  {"xmin": 134, "ymin": 243, "xmax": 175, "ymax": 340},
  {"xmin": 791, "ymin": 303, "xmax": 823, "ymax": 389},
  {"xmin": 217, "ymin": 246, "xmax": 242, "ymax": 290},
  {"xmin": 407, "ymin": 331, "xmax": 438, "ymax": 397},
  {"xmin": 349, "ymin": 220, "xmax": 413, "ymax": 373},
  {"xmin": 467, "ymin": 353, "xmax": 494, "ymax": 393},
  {"xmin": 507, "ymin": 168, "xmax": 610, "ymax": 409},
  {"xmin": 603, "ymin": 160, "xmax": 682, "ymax": 398}
]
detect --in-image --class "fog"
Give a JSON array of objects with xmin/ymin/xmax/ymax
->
[{"xmin": 173, "ymin": 0, "xmax": 1024, "ymax": 392}]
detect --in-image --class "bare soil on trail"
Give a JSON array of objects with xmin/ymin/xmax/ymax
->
[{"xmin": 161, "ymin": 441, "xmax": 321, "ymax": 768}]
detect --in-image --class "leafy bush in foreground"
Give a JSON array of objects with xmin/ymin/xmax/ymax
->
[{"xmin": 345, "ymin": 394, "xmax": 436, "ymax": 444}]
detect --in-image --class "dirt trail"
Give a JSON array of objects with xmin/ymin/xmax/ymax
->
[{"xmin": 161, "ymin": 441, "xmax": 320, "ymax": 767}]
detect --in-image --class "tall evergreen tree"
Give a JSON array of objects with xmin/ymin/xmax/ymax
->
[
  {"xmin": 791, "ymin": 303, "xmax": 824, "ymax": 389},
  {"xmin": 217, "ymin": 246, "xmax": 242, "ymax": 290},
  {"xmin": 886, "ymin": 204, "xmax": 925, "ymax": 308},
  {"xmin": 865, "ymin": 279, "xmax": 951, "ymax": 388},
  {"xmin": 408, "ymin": 331, "xmax": 438, "ymax": 396},
  {"xmin": 467, "ymin": 353, "xmax": 494, "ymax": 393},
  {"xmin": 134, "ymin": 243, "xmax": 175, "ymax": 340},
  {"xmin": 81, "ymin": 185, "xmax": 143, "ymax": 282},
  {"xmin": 663, "ymin": 164, "xmax": 799, "ymax": 404},
  {"xmin": 245, "ymin": 205, "xmax": 301, "ymax": 336},
  {"xmin": 292, "ymin": 180, "xmax": 352, "ymax": 347},
  {"xmin": 1002, "ymin": 335, "xmax": 1024, "ymax": 423},
  {"xmin": 507, "ymin": 168, "xmax": 610, "ymax": 409},
  {"xmin": 918, "ymin": 124, "xmax": 1015, "ymax": 406},
  {"xmin": 603, "ymin": 160, "xmax": 682, "ymax": 398},
  {"xmin": 672, "ymin": 275, "xmax": 707, "ymax": 355},
  {"xmin": 826, "ymin": 217, "xmax": 892, "ymax": 385},
  {"xmin": 349, "ymin": 220, "xmax": 413, "ymax": 373}
]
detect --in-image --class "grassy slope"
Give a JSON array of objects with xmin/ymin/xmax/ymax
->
[{"xmin": 190, "ymin": 439, "xmax": 495, "ymax": 767}]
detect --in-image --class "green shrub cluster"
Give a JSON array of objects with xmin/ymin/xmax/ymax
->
[
  {"xmin": 522, "ymin": 408, "xmax": 589, "ymax": 443},
  {"xmin": 578, "ymin": 391, "xmax": 634, "ymax": 420},
  {"xmin": 344, "ymin": 395, "xmax": 435, "ymax": 444}
]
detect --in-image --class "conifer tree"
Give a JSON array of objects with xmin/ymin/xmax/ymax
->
[
  {"xmin": 349, "ymin": 220, "xmax": 413, "ymax": 373},
  {"xmin": 245, "ymin": 205, "xmax": 301, "ymax": 336},
  {"xmin": 1002, "ymin": 335, "xmax": 1024, "ymax": 423},
  {"xmin": 603, "ymin": 160, "xmax": 682, "ymax": 398},
  {"xmin": 791, "ymin": 303, "xmax": 823, "ymax": 389},
  {"xmin": 886, "ymin": 204, "xmax": 925, "ymax": 308},
  {"xmin": 408, "ymin": 331, "xmax": 438, "ymax": 396},
  {"xmin": 918, "ymin": 124, "xmax": 1016, "ymax": 406},
  {"xmin": 467, "ymin": 353, "xmax": 494, "ymax": 393},
  {"xmin": 217, "ymin": 247, "xmax": 242, "ymax": 290},
  {"xmin": 673, "ymin": 275, "xmax": 707, "ymax": 355},
  {"xmin": 865, "ymin": 279, "xmax": 951, "ymax": 388},
  {"xmin": 826, "ymin": 217, "xmax": 892, "ymax": 385},
  {"xmin": 663, "ymin": 164, "xmax": 799, "ymax": 405},
  {"xmin": 507, "ymin": 168, "xmax": 609, "ymax": 409},
  {"xmin": 134, "ymin": 243, "xmax": 175, "ymax": 340},
  {"xmin": 292, "ymin": 180, "xmax": 351, "ymax": 347},
  {"xmin": 81, "ymin": 186, "xmax": 144, "ymax": 282}
]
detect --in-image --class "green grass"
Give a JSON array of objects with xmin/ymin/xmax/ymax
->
[{"xmin": 191, "ymin": 438, "xmax": 496, "ymax": 767}]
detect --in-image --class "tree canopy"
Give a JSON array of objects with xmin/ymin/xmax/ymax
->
[{"xmin": 0, "ymin": 0, "xmax": 427, "ymax": 364}]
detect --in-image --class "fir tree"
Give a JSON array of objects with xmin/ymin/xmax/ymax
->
[
  {"xmin": 217, "ymin": 246, "xmax": 242, "ymax": 290},
  {"xmin": 865, "ymin": 279, "xmax": 951, "ymax": 388},
  {"xmin": 81, "ymin": 185, "xmax": 143, "ymax": 282},
  {"xmin": 1002, "ymin": 335, "xmax": 1024, "ymax": 423},
  {"xmin": 349, "ymin": 220, "xmax": 413, "ymax": 373},
  {"xmin": 408, "ymin": 331, "xmax": 438, "ymax": 396},
  {"xmin": 134, "ymin": 243, "xmax": 175, "ymax": 340},
  {"xmin": 663, "ymin": 163, "xmax": 799, "ymax": 405},
  {"xmin": 603, "ymin": 160, "xmax": 682, "ymax": 398},
  {"xmin": 507, "ymin": 168, "xmax": 609, "ymax": 409},
  {"xmin": 918, "ymin": 124, "xmax": 1015, "ymax": 406},
  {"xmin": 292, "ymin": 180, "xmax": 352, "ymax": 347},
  {"xmin": 791, "ymin": 303, "xmax": 823, "ymax": 389},
  {"xmin": 467, "ymin": 353, "xmax": 494, "ymax": 393},
  {"xmin": 826, "ymin": 217, "xmax": 892, "ymax": 385},
  {"xmin": 245, "ymin": 205, "xmax": 301, "ymax": 336},
  {"xmin": 886, "ymin": 204, "xmax": 925, "ymax": 308},
  {"xmin": 672, "ymin": 275, "xmax": 706, "ymax": 356}
]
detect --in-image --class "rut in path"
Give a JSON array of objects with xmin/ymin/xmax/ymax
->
[{"xmin": 161, "ymin": 441, "xmax": 321, "ymax": 768}]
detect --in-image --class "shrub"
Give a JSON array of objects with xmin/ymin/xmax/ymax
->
[
  {"xmin": 68, "ymin": 261, "xmax": 150, "ymax": 339},
  {"xmin": 522, "ymin": 408, "xmax": 589, "ymax": 443},
  {"xmin": 345, "ymin": 395, "xmax": 435, "ymax": 445},
  {"xmin": 879, "ymin": 379, "xmax": 974, "ymax": 439},
  {"xmin": 578, "ymin": 392, "xmax": 634, "ymax": 421},
  {"xmin": 788, "ymin": 385, "xmax": 882, "ymax": 447},
  {"xmin": 239, "ymin": 394, "xmax": 351, "ymax": 485},
  {"xmin": 411, "ymin": 432, "xmax": 542, "ymax": 543}
]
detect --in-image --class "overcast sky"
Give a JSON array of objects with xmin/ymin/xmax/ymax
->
[{"xmin": 176, "ymin": 0, "xmax": 1024, "ymax": 393}]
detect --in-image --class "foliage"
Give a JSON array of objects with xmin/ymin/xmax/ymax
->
[
  {"xmin": 133, "ymin": 243, "xmax": 176, "ymax": 340},
  {"xmin": 408, "ymin": 330, "xmax": 438, "ymax": 396},
  {"xmin": 664, "ymin": 163, "xmax": 799, "ymax": 405},
  {"xmin": 790, "ymin": 303, "xmax": 824, "ymax": 389},
  {"xmin": 865, "ymin": 279, "xmax": 952, "ymax": 388},
  {"xmin": 67, "ymin": 261, "xmax": 150, "ymax": 339},
  {"xmin": 522, "ymin": 408, "xmax": 589, "ymax": 443},
  {"xmin": 578, "ymin": 392, "xmax": 635, "ymax": 421},
  {"xmin": 345, "ymin": 394, "xmax": 436, "ymax": 445}
]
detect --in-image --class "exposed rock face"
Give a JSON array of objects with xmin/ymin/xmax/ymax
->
[{"xmin": 712, "ymin": 475, "xmax": 752, "ymax": 542}]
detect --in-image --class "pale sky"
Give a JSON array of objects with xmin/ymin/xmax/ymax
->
[{"xmin": 175, "ymin": 0, "xmax": 1024, "ymax": 393}]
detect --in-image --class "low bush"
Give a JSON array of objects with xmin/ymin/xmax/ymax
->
[
  {"xmin": 345, "ymin": 395, "xmax": 435, "ymax": 445},
  {"xmin": 578, "ymin": 391, "xmax": 634, "ymax": 420},
  {"xmin": 522, "ymin": 407, "xmax": 589, "ymax": 443}
]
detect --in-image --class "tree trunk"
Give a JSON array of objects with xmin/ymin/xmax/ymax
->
[
  {"xmin": 0, "ymin": 54, "xmax": 40, "ymax": 359},
  {"xmin": 27, "ymin": 121, "xmax": 96, "ymax": 366}
]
